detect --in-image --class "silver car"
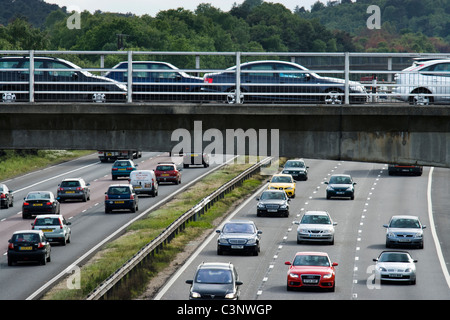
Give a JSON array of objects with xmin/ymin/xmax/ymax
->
[
  {"xmin": 31, "ymin": 214, "xmax": 71, "ymax": 246},
  {"xmin": 383, "ymin": 215, "xmax": 426, "ymax": 249},
  {"xmin": 373, "ymin": 251, "xmax": 417, "ymax": 285},
  {"xmin": 294, "ymin": 211, "xmax": 337, "ymax": 245}
]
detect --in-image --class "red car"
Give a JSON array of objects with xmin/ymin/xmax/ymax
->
[
  {"xmin": 285, "ymin": 251, "xmax": 338, "ymax": 292},
  {"xmin": 154, "ymin": 162, "xmax": 181, "ymax": 185}
]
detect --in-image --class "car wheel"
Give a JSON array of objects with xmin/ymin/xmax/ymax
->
[
  {"xmin": 409, "ymin": 90, "xmax": 433, "ymax": 105},
  {"xmin": 324, "ymin": 90, "xmax": 343, "ymax": 104},
  {"xmin": 226, "ymin": 88, "xmax": 244, "ymax": 104}
]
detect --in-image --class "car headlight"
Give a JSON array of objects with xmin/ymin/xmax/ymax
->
[
  {"xmin": 218, "ymin": 238, "xmax": 229, "ymax": 244},
  {"xmin": 224, "ymin": 291, "xmax": 237, "ymax": 299},
  {"xmin": 414, "ymin": 232, "xmax": 423, "ymax": 238},
  {"xmin": 257, "ymin": 203, "xmax": 265, "ymax": 209},
  {"xmin": 323, "ymin": 273, "xmax": 333, "ymax": 279},
  {"xmin": 405, "ymin": 268, "xmax": 412, "ymax": 273},
  {"xmin": 247, "ymin": 238, "xmax": 257, "ymax": 245},
  {"xmin": 285, "ymin": 187, "xmax": 293, "ymax": 190},
  {"xmin": 350, "ymin": 85, "xmax": 365, "ymax": 93},
  {"xmin": 289, "ymin": 273, "xmax": 299, "ymax": 278},
  {"xmin": 190, "ymin": 291, "xmax": 201, "ymax": 298},
  {"xmin": 387, "ymin": 232, "xmax": 395, "ymax": 238},
  {"xmin": 269, "ymin": 186, "xmax": 277, "ymax": 190},
  {"xmin": 280, "ymin": 204, "xmax": 288, "ymax": 209},
  {"xmin": 378, "ymin": 266, "xmax": 387, "ymax": 272}
]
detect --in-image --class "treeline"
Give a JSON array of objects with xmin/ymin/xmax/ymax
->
[{"xmin": 0, "ymin": 0, "xmax": 448, "ymax": 68}]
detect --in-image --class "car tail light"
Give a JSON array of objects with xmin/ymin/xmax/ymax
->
[
  {"xmin": 46, "ymin": 202, "xmax": 52, "ymax": 206},
  {"xmin": 59, "ymin": 187, "xmax": 64, "ymax": 191},
  {"xmin": 126, "ymin": 167, "xmax": 133, "ymax": 170},
  {"xmin": 204, "ymin": 77, "xmax": 213, "ymax": 83},
  {"xmin": 59, "ymin": 219, "xmax": 64, "ymax": 229},
  {"xmin": 130, "ymin": 194, "xmax": 135, "ymax": 200},
  {"xmin": 8, "ymin": 242, "xmax": 14, "ymax": 249},
  {"xmin": 76, "ymin": 187, "xmax": 82, "ymax": 191},
  {"xmin": 105, "ymin": 194, "xmax": 109, "ymax": 200},
  {"xmin": 37, "ymin": 242, "xmax": 45, "ymax": 249},
  {"xmin": 23, "ymin": 202, "xmax": 30, "ymax": 206},
  {"xmin": 0, "ymin": 193, "xmax": 5, "ymax": 199}
]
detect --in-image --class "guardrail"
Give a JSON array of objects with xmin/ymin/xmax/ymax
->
[
  {"xmin": 0, "ymin": 50, "xmax": 449, "ymax": 105},
  {"xmin": 85, "ymin": 156, "xmax": 272, "ymax": 300}
]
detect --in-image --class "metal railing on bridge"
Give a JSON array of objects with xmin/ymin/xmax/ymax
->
[{"xmin": 0, "ymin": 50, "xmax": 449, "ymax": 105}]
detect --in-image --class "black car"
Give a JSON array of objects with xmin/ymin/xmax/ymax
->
[
  {"xmin": 282, "ymin": 159, "xmax": 309, "ymax": 181},
  {"xmin": 325, "ymin": 174, "xmax": 356, "ymax": 200},
  {"xmin": 256, "ymin": 189, "xmax": 290, "ymax": 217},
  {"xmin": 186, "ymin": 262, "xmax": 242, "ymax": 300},
  {"xmin": 22, "ymin": 191, "xmax": 60, "ymax": 219},
  {"xmin": 104, "ymin": 184, "xmax": 138, "ymax": 213},
  {"xmin": 216, "ymin": 220, "xmax": 262, "ymax": 256},
  {"xmin": 0, "ymin": 183, "xmax": 14, "ymax": 209},
  {"xmin": 57, "ymin": 178, "xmax": 90, "ymax": 202},
  {"xmin": 7, "ymin": 230, "xmax": 51, "ymax": 266},
  {"xmin": 105, "ymin": 61, "xmax": 203, "ymax": 101},
  {"xmin": 388, "ymin": 164, "xmax": 423, "ymax": 176},
  {"xmin": 0, "ymin": 56, "xmax": 127, "ymax": 102},
  {"xmin": 202, "ymin": 60, "xmax": 367, "ymax": 104}
]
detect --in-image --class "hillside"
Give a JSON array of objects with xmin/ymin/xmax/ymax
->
[{"xmin": 0, "ymin": 0, "xmax": 61, "ymax": 27}]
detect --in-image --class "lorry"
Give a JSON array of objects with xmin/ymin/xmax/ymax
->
[{"xmin": 97, "ymin": 150, "xmax": 142, "ymax": 162}]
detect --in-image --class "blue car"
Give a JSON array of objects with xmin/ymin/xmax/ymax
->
[
  {"xmin": 202, "ymin": 60, "xmax": 367, "ymax": 104},
  {"xmin": 111, "ymin": 159, "xmax": 137, "ymax": 180},
  {"xmin": 104, "ymin": 184, "xmax": 139, "ymax": 213},
  {"xmin": 105, "ymin": 61, "xmax": 204, "ymax": 101}
]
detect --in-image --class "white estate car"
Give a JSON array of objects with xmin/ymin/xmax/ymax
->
[{"xmin": 393, "ymin": 59, "xmax": 450, "ymax": 105}]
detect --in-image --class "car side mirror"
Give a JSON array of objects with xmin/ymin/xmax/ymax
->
[
  {"xmin": 383, "ymin": 224, "xmax": 388, "ymax": 228},
  {"xmin": 185, "ymin": 280, "xmax": 193, "ymax": 285},
  {"xmin": 235, "ymin": 281, "xmax": 243, "ymax": 286},
  {"xmin": 216, "ymin": 230, "xmax": 221, "ymax": 234}
]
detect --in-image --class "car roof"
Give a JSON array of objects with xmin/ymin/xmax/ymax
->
[
  {"xmin": 294, "ymin": 251, "xmax": 329, "ymax": 257},
  {"xmin": 226, "ymin": 219, "xmax": 255, "ymax": 224},
  {"xmin": 262, "ymin": 189, "xmax": 285, "ymax": 193},
  {"xmin": 34, "ymin": 214, "xmax": 63, "ymax": 219},
  {"xmin": 390, "ymin": 215, "xmax": 419, "ymax": 220},
  {"xmin": 198, "ymin": 262, "xmax": 234, "ymax": 270},
  {"xmin": 13, "ymin": 229, "xmax": 43, "ymax": 235},
  {"xmin": 108, "ymin": 184, "xmax": 133, "ymax": 188},
  {"xmin": 304, "ymin": 210, "xmax": 329, "ymax": 216}
]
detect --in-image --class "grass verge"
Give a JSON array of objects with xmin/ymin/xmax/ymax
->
[
  {"xmin": 42, "ymin": 158, "xmax": 273, "ymax": 300},
  {"xmin": 0, "ymin": 150, "xmax": 94, "ymax": 181}
]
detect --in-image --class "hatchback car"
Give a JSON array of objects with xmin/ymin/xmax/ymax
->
[
  {"xmin": 22, "ymin": 191, "xmax": 60, "ymax": 219},
  {"xmin": 393, "ymin": 59, "xmax": 450, "ymax": 105},
  {"xmin": 216, "ymin": 220, "xmax": 262, "ymax": 256},
  {"xmin": 267, "ymin": 173, "xmax": 296, "ymax": 198},
  {"xmin": 373, "ymin": 251, "xmax": 417, "ymax": 285},
  {"xmin": 202, "ymin": 60, "xmax": 367, "ymax": 104},
  {"xmin": 155, "ymin": 162, "xmax": 182, "ymax": 184},
  {"xmin": 105, "ymin": 61, "xmax": 203, "ymax": 102},
  {"xmin": 104, "ymin": 184, "xmax": 139, "ymax": 213},
  {"xmin": 31, "ymin": 214, "xmax": 71, "ymax": 245},
  {"xmin": 111, "ymin": 159, "xmax": 138, "ymax": 180},
  {"xmin": 324, "ymin": 174, "xmax": 356, "ymax": 200},
  {"xmin": 282, "ymin": 159, "xmax": 309, "ymax": 181},
  {"xmin": 256, "ymin": 189, "xmax": 290, "ymax": 217},
  {"xmin": 0, "ymin": 56, "xmax": 127, "ymax": 103},
  {"xmin": 57, "ymin": 178, "xmax": 90, "ymax": 202},
  {"xmin": 383, "ymin": 215, "xmax": 426, "ymax": 249},
  {"xmin": 183, "ymin": 153, "xmax": 210, "ymax": 168},
  {"xmin": 295, "ymin": 211, "xmax": 337, "ymax": 245},
  {"xmin": 285, "ymin": 251, "xmax": 338, "ymax": 292},
  {"xmin": 7, "ymin": 230, "xmax": 51, "ymax": 266},
  {"xmin": 186, "ymin": 262, "xmax": 243, "ymax": 300},
  {"xmin": 0, "ymin": 183, "xmax": 14, "ymax": 209}
]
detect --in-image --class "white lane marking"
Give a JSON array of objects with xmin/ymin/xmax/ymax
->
[{"xmin": 427, "ymin": 167, "xmax": 450, "ymax": 289}]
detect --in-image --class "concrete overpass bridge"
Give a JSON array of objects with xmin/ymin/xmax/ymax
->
[{"xmin": 0, "ymin": 103, "xmax": 449, "ymax": 168}]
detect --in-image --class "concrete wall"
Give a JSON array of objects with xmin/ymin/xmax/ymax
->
[{"xmin": 0, "ymin": 103, "xmax": 449, "ymax": 167}]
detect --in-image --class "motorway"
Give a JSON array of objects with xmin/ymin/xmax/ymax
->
[
  {"xmin": 0, "ymin": 151, "xmax": 229, "ymax": 300},
  {"xmin": 156, "ymin": 159, "xmax": 450, "ymax": 300}
]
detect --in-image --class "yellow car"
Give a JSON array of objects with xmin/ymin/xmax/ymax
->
[{"xmin": 267, "ymin": 174, "xmax": 296, "ymax": 198}]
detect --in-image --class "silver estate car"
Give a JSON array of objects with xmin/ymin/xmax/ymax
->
[
  {"xmin": 31, "ymin": 214, "xmax": 71, "ymax": 246},
  {"xmin": 294, "ymin": 211, "xmax": 337, "ymax": 245}
]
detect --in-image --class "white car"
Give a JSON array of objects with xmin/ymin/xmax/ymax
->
[
  {"xmin": 393, "ymin": 59, "xmax": 450, "ymax": 105},
  {"xmin": 373, "ymin": 251, "xmax": 417, "ymax": 285},
  {"xmin": 294, "ymin": 211, "xmax": 337, "ymax": 245},
  {"xmin": 31, "ymin": 214, "xmax": 71, "ymax": 246},
  {"xmin": 129, "ymin": 170, "xmax": 158, "ymax": 196}
]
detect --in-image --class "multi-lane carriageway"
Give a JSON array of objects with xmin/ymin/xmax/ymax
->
[{"xmin": 0, "ymin": 152, "xmax": 449, "ymax": 300}]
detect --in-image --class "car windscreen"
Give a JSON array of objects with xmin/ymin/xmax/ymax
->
[
  {"xmin": 285, "ymin": 161, "xmax": 305, "ymax": 168},
  {"xmin": 389, "ymin": 218, "xmax": 420, "ymax": 228},
  {"xmin": 223, "ymin": 223, "xmax": 255, "ymax": 234},
  {"xmin": 270, "ymin": 176, "xmax": 292, "ymax": 183},
  {"xmin": 329, "ymin": 176, "xmax": 352, "ymax": 184},
  {"xmin": 260, "ymin": 191, "xmax": 286, "ymax": 200},
  {"xmin": 293, "ymin": 255, "xmax": 330, "ymax": 267},
  {"xmin": 301, "ymin": 215, "xmax": 331, "ymax": 225},
  {"xmin": 156, "ymin": 165, "xmax": 174, "ymax": 171},
  {"xmin": 34, "ymin": 218, "xmax": 60, "ymax": 226},
  {"xmin": 107, "ymin": 187, "xmax": 131, "ymax": 195},
  {"xmin": 195, "ymin": 269, "xmax": 232, "ymax": 284},
  {"xmin": 378, "ymin": 253, "xmax": 410, "ymax": 263}
]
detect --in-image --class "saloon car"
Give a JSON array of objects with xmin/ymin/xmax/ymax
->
[
  {"xmin": 0, "ymin": 56, "xmax": 127, "ymax": 103},
  {"xmin": 216, "ymin": 220, "xmax": 262, "ymax": 256},
  {"xmin": 105, "ymin": 61, "xmax": 203, "ymax": 101},
  {"xmin": 285, "ymin": 251, "xmax": 338, "ymax": 291},
  {"xmin": 256, "ymin": 189, "xmax": 290, "ymax": 217},
  {"xmin": 295, "ymin": 211, "xmax": 337, "ymax": 245},
  {"xmin": 202, "ymin": 60, "xmax": 367, "ymax": 104},
  {"xmin": 22, "ymin": 191, "xmax": 60, "ymax": 219},
  {"xmin": 0, "ymin": 183, "xmax": 14, "ymax": 209}
]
